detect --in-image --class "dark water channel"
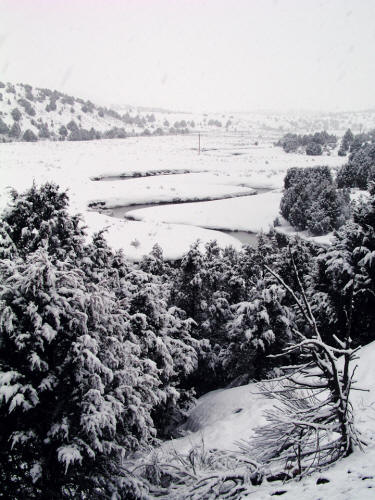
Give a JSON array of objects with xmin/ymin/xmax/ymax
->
[
  {"xmin": 91, "ymin": 172, "xmax": 273, "ymax": 248},
  {"xmin": 219, "ymin": 230, "xmax": 259, "ymax": 246}
]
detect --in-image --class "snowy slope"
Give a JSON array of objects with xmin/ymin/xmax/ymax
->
[
  {"xmin": 0, "ymin": 81, "xmax": 194, "ymax": 141},
  {"xmin": 2, "ymin": 81, "xmax": 374, "ymax": 146},
  {"xmin": 162, "ymin": 342, "xmax": 375, "ymax": 499}
]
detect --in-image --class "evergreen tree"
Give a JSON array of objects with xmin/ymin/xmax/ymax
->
[
  {"xmin": 11, "ymin": 108, "xmax": 22, "ymax": 122},
  {"xmin": 222, "ymin": 279, "xmax": 295, "ymax": 382},
  {"xmin": 281, "ymin": 166, "xmax": 350, "ymax": 235},
  {"xmin": 2, "ymin": 183, "xmax": 86, "ymax": 261},
  {"xmin": 0, "ymin": 117, "xmax": 9, "ymax": 134},
  {"xmin": 22, "ymin": 129, "xmax": 38, "ymax": 142},
  {"xmin": 0, "ymin": 249, "xmax": 153, "ymax": 498},
  {"xmin": 312, "ymin": 183, "xmax": 375, "ymax": 347},
  {"xmin": 9, "ymin": 122, "xmax": 21, "ymax": 138},
  {"xmin": 338, "ymin": 128, "xmax": 354, "ymax": 156}
]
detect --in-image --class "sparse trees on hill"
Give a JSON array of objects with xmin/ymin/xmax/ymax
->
[
  {"xmin": 18, "ymin": 98, "xmax": 36, "ymax": 116},
  {"xmin": 0, "ymin": 81, "xmax": 196, "ymax": 142}
]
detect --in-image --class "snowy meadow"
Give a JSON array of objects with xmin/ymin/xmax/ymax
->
[{"xmin": 0, "ymin": 132, "xmax": 345, "ymax": 260}]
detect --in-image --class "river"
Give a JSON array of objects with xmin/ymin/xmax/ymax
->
[{"xmin": 96, "ymin": 198, "xmax": 264, "ymax": 247}]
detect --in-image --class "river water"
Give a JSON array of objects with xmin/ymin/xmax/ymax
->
[{"xmin": 97, "ymin": 200, "xmax": 261, "ymax": 247}]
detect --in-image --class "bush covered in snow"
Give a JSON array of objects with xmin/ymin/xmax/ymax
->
[
  {"xmin": 280, "ymin": 166, "xmax": 350, "ymax": 235},
  {"xmin": 18, "ymin": 98, "xmax": 36, "ymax": 117},
  {"xmin": 276, "ymin": 130, "xmax": 337, "ymax": 154},
  {"xmin": 0, "ymin": 117, "xmax": 9, "ymax": 134},
  {"xmin": 8, "ymin": 122, "xmax": 21, "ymax": 138},
  {"xmin": 0, "ymin": 183, "xmax": 202, "ymax": 497},
  {"xmin": 11, "ymin": 107, "xmax": 22, "ymax": 122},
  {"xmin": 22, "ymin": 129, "xmax": 38, "ymax": 142},
  {"xmin": 336, "ymin": 131, "xmax": 375, "ymax": 189},
  {"xmin": 305, "ymin": 141, "xmax": 322, "ymax": 155}
]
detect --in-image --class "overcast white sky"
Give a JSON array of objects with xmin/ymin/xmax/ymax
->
[{"xmin": 0, "ymin": 0, "xmax": 374, "ymax": 112}]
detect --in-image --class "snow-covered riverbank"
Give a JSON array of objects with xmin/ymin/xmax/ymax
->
[{"xmin": 0, "ymin": 134, "xmax": 345, "ymax": 259}]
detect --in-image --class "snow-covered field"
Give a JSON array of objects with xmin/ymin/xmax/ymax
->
[
  {"xmin": 162, "ymin": 342, "xmax": 375, "ymax": 499},
  {"xmin": 0, "ymin": 133, "xmax": 346, "ymax": 259},
  {"xmin": 126, "ymin": 190, "xmax": 283, "ymax": 233}
]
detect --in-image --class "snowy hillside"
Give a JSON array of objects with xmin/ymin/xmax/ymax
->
[
  {"xmin": 2, "ymin": 80, "xmax": 374, "ymax": 145},
  {"xmin": 0, "ymin": 81, "xmax": 196, "ymax": 142},
  {"xmin": 160, "ymin": 341, "xmax": 375, "ymax": 499}
]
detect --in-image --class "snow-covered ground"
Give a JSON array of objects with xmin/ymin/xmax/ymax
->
[
  {"xmin": 86, "ymin": 172, "xmax": 257, "ymax": 209},
  {"xmin": 162, "ymin": 342, "xmax": 375, "ymax": 499},
  {"xmin": 0, "ymin": 133, "xmax": 346, "ymax": 260},
  {"xmin": 126, "ymin": 190, "xmax": 283, "ymax": 233}
]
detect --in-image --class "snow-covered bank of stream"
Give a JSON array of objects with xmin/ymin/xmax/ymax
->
[
  {"xmin": 92, "ymin": 191, "xmax": 272, "ymax": 247},
  {"xmin": 0, "ymin": 134, "xmax": 345, "ymax": 259}
]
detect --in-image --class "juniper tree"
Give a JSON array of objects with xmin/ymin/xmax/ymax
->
[
  {"xmin": 313, "ymin": 182, "xmax": 375, "ymax": 347},
  {"xmin": 0, "ymin": 183, "xmax": 206, "ymax": 497},
  {"xmin": 2, "ymin": 182, "xmax": 86, "ymax": 261},
  {"xmin": 246, "ymin": 252, "xmax": 363, "ymax": 477},
  {"xmin": 0, "ymin": 249, "xmax": 154, "ymax": 498}
]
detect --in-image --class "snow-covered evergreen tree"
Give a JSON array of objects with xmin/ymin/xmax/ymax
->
[
  {"xmin": 314, "ymin": 183, "xmax": 375, "ymax": 346},
  {"xmin": 0, "ymin": 249, "xmax": 156, "ymax": 498},
  {"xmin": 222, "ymin": 279, "xmax": 295, "ymax": 382},
  {"xmin": 0, "ymin": 182, "xmax": 205, "ymax": 497},
  {"xmin": 247, "ymin": 257, "xmax": 362, "ymax": 477},
  {"xmin": 2, "ymin": 182, "xmax": 86, "ymax": 261}
]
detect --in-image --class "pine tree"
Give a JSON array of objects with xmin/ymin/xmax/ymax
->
[
  {"xmin": 338, "ymin": 128, "xmax": 354, "ymax": 156},
  {"xmin": 2, "ymin": 183, "xmax": 86, "ymax": 261},
  {"xmin": 315, "ymin": 182, "xmax": 375, "ymax": 346},
  {"xmin": 0, "ymin": 183, "xmax": 205, "ymax": 497},
  {"xmin": 0, "ymin": 249, "xmax": 155, "ymax": 497}
]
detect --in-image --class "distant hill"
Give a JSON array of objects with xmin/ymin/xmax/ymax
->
[
  {"xmin": 0, "ymin": 81, "xmax": 195, "ymax": 143},
  {"xmin": 1, "ymin": 80, "xmax": 373, "ymax": 144}
]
